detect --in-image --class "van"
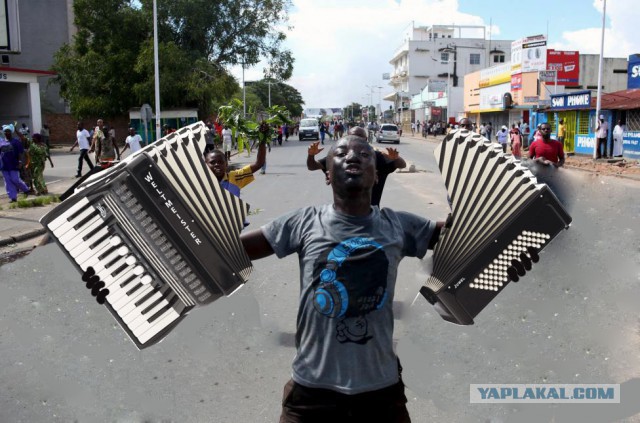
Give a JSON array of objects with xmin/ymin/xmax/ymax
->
[{"xmin": 299, "ymin": 118, "xmax": 319, "ymax": 141}]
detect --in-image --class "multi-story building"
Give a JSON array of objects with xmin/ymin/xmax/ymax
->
[
  {"xmin": 1, "ymin": 0, "xmax": 74, "ymax": 134},
  {"xmin": 385, "ymin": 24, "xmax": 513, "ymax": 131}
]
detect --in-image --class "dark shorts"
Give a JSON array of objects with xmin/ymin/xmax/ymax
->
[{"xmin": 279, "ymin": 379, "xmax": 411, "ymax": 423}]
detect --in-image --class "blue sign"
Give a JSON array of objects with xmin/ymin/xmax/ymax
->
[
  {"xmin": 550, "ymin": 91, "xmax": 591, "ymax": 110},
  {"xmin": 622, "ymin": 131, "xmax": 640, "ymax": 159},
  {"xmin": 628, "ymin": 54, "xmax": 640, "ymax": 89}
]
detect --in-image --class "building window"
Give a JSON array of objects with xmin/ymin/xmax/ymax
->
[
  {"xmin": 627, "ymin": 109, "xmax": 640, "ymax": 131},
  {"xmin": 441, "ymin": 52, "xmax": 449, "ymax": 62},
  {"xmin": 493, "ymin": 55, "xmax": 505, "ymax": 63},
  {"xmin": 577, "ymin": 111, "xmax": 590, "ymax": 134},
  {"xmin": 470, "ymin": 53, "xmax": 480, "ymax": 65}
]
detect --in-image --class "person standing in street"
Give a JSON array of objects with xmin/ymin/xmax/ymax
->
[
  {"xmin": 240, "ymin": 133, "xmax": 446, "ymax": 422},
  {"xmin": 557, "ymin": 118, "xmax": 566, "ymax": 148},
  {"xmin": 28, "ymin": 133, "xmax": 51, "ymax": 195},
  {"xmin": 612, "ymin": 119, "xmax": 625, "ymax": 158},
  {"xmin": 306, "ymin": 127, "xmax": 406, "ymax": 207},
  {"xmin": 496, "ymin": 125, "xmax": 509, "ymax": 153},
  {"xmin": 94, "ymin": 125, "xmax": 120, "ymax": 166},
  {"xmin": 1, "ymin": 124, "xmax": 31, "ymax": 202},
  {"xmin": 70, "ymin": 122, "xmax": 94, "ymax": 177},
  {"xmin": 121, "ymin": 127, "xmax": 143, "ymax": 156},
  {"xmin": 528, "ymin": 122, "xmax": 565, "ymax": 167},
  {"xmin": 204, "ymin": 137, "xmax": 267, "ymax": 198},
  {"xmin": 221, "ymin": 125, "xmax": 233, "ymax": 162},
  {"xmin": 596, "ymin": 116, "xmax": 609, "ymax": 159}
]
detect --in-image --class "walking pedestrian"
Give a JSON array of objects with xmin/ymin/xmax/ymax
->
[
  {"xmin": 528, "ymin": 122, "xmax": 565, "ymax": 167},
  {"xmin": 612, "ymin": 120, "xmax": 624, "ymax": 158},
  {"xmin": 70, "ymin": 122, "xmax": 94, "ymax": 177},
  {"xmin": 1, "ymin": 124, "xmax": 31, "ymax": 202}
]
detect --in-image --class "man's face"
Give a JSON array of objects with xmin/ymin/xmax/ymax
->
[
  {"xmin": 97, "ymin": 119, "xmax": 104, "ymax": 128},
  {"xmin": 205, "ymin": 151, "xmax": 227, "ymax": 181},
  {"xmin": 459, "ymin": 119, "xmax": 472, "ymax": 130},
  {"xmin": 328, "ymin": 137, "xmax": 377, "ymax": 192},
  {"xmin": 3, "ymin": 129, "xmax": 11, "ymax": 139},
  {"xmin": 540, "ymin": 124, "xmax": 551, "ymax": 140}
]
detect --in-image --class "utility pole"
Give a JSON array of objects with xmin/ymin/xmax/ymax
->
[
  {"xmin": 153, "ymin": 0, "xmax": 161, "ymax": 141},
  {"xmin": 594, "ymin": 0, "xmax": 607, "ymax": 159}
]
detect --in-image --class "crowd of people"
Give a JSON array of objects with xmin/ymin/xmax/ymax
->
[{"xmin": 0, "ymin": 122, "xmax": 53, "ymax": 202}]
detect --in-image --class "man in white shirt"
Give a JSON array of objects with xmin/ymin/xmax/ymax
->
[
  {"xmin": 121, "ymin": 127, "xmax": 143, "ymax": 156},
  {"xmin": 69, "ymin": 122, "xmax": 94, "ymax": 177},
  {"xmin": 596, "ymin": 115, "xmax": 609, "ymax": 159}
]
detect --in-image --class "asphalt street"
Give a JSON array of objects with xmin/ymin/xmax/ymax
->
[{"xmin": 1, "ymin": 134, "xmax": 639, "ymax": 422}]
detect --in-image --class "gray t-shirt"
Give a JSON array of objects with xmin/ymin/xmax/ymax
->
[{"xmin": 261, "ymin": 204, "xmax": 435, "ymax": 394}]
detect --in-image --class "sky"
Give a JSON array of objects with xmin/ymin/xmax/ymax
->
[{"xmin": 231, "ymin": 0, "xmax": 640, "ymax": 111}]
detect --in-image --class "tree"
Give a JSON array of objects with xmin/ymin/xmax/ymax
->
[
  {"xmin": 51, "ymin": 0, "xmax": 294, "ymax": 119},
  {"xmin": 246, "ymin": 79, "xmax": 304, "ymax": 117},
  {"xmin": 151, "ymin": 0, "xmax": 295, "ymax": 80}
]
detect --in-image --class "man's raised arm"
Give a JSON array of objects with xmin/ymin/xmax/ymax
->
[{"xmin": 240, "ymin": 228, "xmax": 275, "ymax": 261}]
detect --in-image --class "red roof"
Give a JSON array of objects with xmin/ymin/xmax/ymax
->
[
  {"xmin": 601, "ymin": 89, "xmax": 640, "ymax": 110},
  {"xmin": 0, "ymin": 66, "xmax": 56, "ymax": 76}
]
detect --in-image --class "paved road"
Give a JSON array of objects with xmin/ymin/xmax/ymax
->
[{"xmin": 1, "ymin": 134, "xmax": 639, "ymax": 422}]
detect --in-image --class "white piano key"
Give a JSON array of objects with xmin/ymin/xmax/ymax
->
[
  {"xmin": 135, "ymin": 307, "xmax": 182, "ymax": 344},
  {"xmin": 47, "ymin": 198, "xmax": 90, "ymax": 231},
  {"xmin": 109, "ymin": 282, "xmax": 152, "ymax": 310},
  {"xmin": 103, "ymin": 266, "xmax": 136, "ymax": 289},
  {"xmin": 61, "ymin": 216, "xmax": 104, "ymax": 250},
  {"xmin": 52, "ymin": 207, "xmax": 96, "ymax": 237},
  {"xmin": 128, "ymin": 293, "xmax": 173, "ymax": 331},
  {"xmin": 114, "ymin": 284, "xmax": 157, "ymax": 315},
  {"xmin": 121, "ymin": 291, "xmax": 164, "ymax": 325},
  {"xmin": 77, "ymin": 242, "xmax": 113, "ymax": 269},
  {"xmin": 69, "ymin": 226, "xmax": 111, "ymax": 259}
]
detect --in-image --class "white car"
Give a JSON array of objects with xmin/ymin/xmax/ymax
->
[
  {"xmin": 377, "ymin": 124, "xmax": 400, "ymax": 144},
  {"xmin": 298, "ymin": 118, "xmax": 320, "ymax": 141}
]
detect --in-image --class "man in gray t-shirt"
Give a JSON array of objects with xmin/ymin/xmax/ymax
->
[{"xmin": 240, "ymin": 134, "xmax": 444, "ymax": 421}]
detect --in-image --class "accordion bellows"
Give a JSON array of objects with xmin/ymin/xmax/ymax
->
[
  {"xmin": 420, "ymin": 129, "xmax": 572, "ymax": 325},
  {"xmin": 40, "ymin": 122, "xmax": 252, "ymax": 349}
]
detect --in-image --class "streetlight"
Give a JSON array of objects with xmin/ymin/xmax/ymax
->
[{"xmin": 594, "ymin": 0, "xmax": 607, "ymax": 159}]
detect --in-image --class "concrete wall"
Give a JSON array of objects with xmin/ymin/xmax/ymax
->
[{"xmin": 7, "ymin": 0, "xmax": 73, "ymax": 114}]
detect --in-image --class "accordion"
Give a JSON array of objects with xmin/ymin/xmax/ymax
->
[
  {"xmin": 40, "ymin": 122, "xmax": 252, "ymax": 349},
  {"xmin": 419, "ymin": 129, "xmax": 572, "ymax": 325}
]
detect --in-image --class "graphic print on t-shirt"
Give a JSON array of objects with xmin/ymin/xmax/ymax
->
[{"xmin": 312, "ymin": 237, "xmax": 389, "ymax": 345}]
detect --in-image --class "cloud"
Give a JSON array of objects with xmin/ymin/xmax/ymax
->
[
  {"xmin": 550, "ymin": 0, "xmax": 638, "ymax": 58},
  {"xmin": 235, "ymin": 0, "xmax": 492, "ymax": 110}
]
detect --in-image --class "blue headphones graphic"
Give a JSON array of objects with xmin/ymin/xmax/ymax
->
[{"xmin": 313, "ymin": 237, "xmax": 387, "ymax": 318}]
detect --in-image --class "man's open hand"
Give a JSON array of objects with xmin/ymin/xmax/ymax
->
[
  {"xmin": 383, "ymin": 148, "xmax": 400, "ymax": 161},
  {"xmin": 308, "ymin": 141, "xmax": 324, "ymax": 156}
]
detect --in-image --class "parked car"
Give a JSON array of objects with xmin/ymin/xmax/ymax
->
[
  {"xmin": 298, "ymin": 118, "xmax": 320, "ymax": 141},
  {"xmin": 377, "ymin": 124, "xmax": 400, "ymax": 144}
]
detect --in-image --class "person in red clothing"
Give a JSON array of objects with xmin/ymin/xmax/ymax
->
[{"xmin": 528, "ymin": 122, "xmax": 565, "ymax": 167}]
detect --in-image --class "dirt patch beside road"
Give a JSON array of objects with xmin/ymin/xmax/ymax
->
[{"xmin": 565, "ymin": 155, "xmax": 640, "ymax": 179}]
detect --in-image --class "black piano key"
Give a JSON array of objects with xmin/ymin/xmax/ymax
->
[
  {"xmin": 119, "ymin": 273, "xmax": 138, "ymax": 288},
  {"xmin": 74, "ymin": 209, "xmax": 100, "ymax": 230},
  {"xmin": 141, "ymin": 292, "xmax": 172, "ymax": 315},
  {"xmin": 105, "ymin": 254, "xmax": 122, "ymax": 269},
  {"xmin": 66, "ymin": 202, "xmax": 92, "ymax": 222},
  {"xmin": 97, "ymin": 244, "xmax": 118, "ymax": 261},
  {"xmin": 134, "ymin": 288, "xmax": 159, "ymax": 307},
  {"xmin": 147, "ymin": 295, "xmax": 179, "ymax": 324},
  {"xmin": 89, "ymin": 231, "xmax": 112, "ymax": 250},
  {"xmin": 125, "ymin": 282, "xmax": 144, "ymax": 296},
  {"xmin": 82, "ymin": 221, "xmax": 108, "ymax": 241},
  {"xmin": 111, "ymin": 262, "xmax": 129, "ymax": 277}
]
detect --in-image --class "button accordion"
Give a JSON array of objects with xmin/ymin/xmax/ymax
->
[
  {"xmin": 419, "ymin": 129, "xmax": 572, "ymax": 325},
  {"xmin": 40, "ymin": 122, "xmax": 252, "ymax": 349}
]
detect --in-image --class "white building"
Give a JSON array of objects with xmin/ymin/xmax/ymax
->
[{"xmin": 385, "ymin": 24, "xmax": 513, "ymax": 130}]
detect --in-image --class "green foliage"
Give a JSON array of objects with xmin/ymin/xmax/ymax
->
[
  {"xmin": 153, "ymin": 0, "xmax": 295, "ymax": 80},
  {"xmin": 51, "ymin": 0, "xmax": 296, "ymax": 119},
  {"xmin": 247, "ymin": 79, "xmax": 304, "ymax": 117}
]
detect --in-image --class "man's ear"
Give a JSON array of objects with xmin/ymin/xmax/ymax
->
[{"xmin": 325, "ymin": 171, "xmax": 331, "ymax": 185}]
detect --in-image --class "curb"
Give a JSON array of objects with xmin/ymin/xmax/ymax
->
[{"xmin": 0, "ymin": 227, "xmax": 47, "ymax": 247}]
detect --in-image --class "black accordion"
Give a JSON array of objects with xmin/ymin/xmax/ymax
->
[
  {"xmin": 419, "ymin": 129, "xmax": 572, "ymax": 325},
  {"xmin": 40, "ymin": 122, "xmax": 252, "ymax": 349}
]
